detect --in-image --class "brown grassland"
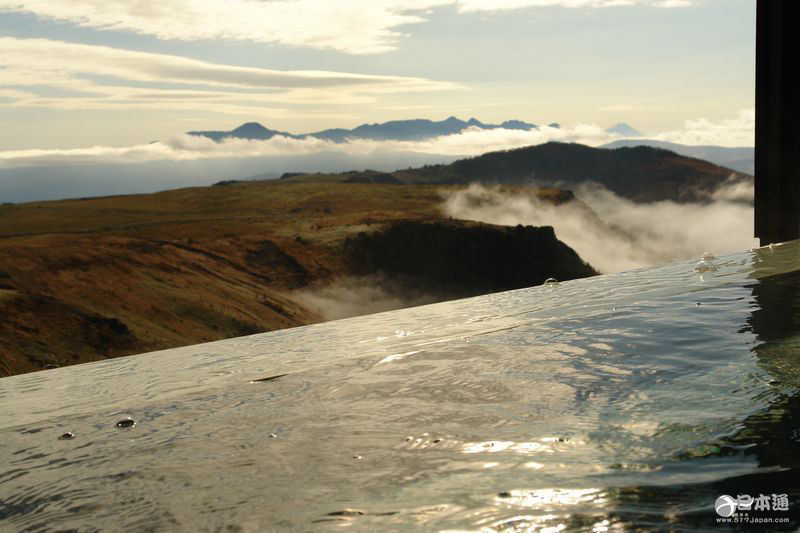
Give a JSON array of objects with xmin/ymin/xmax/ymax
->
[{"xmin": 0, "ymin": 180, "xmax": 579, "ymax": 376}]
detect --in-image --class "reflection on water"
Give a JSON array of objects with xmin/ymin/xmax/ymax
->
[{"xmin": 1, "ymin": 242, "xmax": 800, "ymax": 531}]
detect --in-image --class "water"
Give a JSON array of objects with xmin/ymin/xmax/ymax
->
[{"xmin": 2, "ymin": 241, "xmax": 800, "ymax": 531}]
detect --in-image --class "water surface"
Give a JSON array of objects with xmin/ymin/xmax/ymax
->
[{"xmin": 2, "ymin": 241, "xmax": 800, "ymax": 531}]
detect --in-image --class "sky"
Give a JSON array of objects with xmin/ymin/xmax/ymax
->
[{"xmin": 0, "ymin": 0, "xmax": 755, "ymax": 154}]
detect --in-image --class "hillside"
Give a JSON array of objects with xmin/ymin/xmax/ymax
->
[
  {"xmin": 0, "ymin": 182, "xmax": 595, "ymax": 376},
  {"xmin": 601, "ymin": 139, "xmax": 754, "ymax": 175},
  {"xmin": 280, "ymin": 142, "xmax": 749, "ymax": 203}
]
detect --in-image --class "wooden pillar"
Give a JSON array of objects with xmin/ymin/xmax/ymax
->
[{"xmin": 755, "ymin": 0, "xmax": 800, "ymax": 245}]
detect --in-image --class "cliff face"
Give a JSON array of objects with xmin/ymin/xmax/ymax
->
[
  {"xmin": 345, "ymin": 220, "xmax": 596, "ymax": 298},
  {"xmin": 0, "ymin": 182, "xmax": 593, "ymax": 376}
]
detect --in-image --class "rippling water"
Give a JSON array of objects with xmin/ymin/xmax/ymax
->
[{"xmin": 2, "ymin": 241, "xmax": 800, "ymax": 531}]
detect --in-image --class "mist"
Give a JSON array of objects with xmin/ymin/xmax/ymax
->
[
  {"xmin": 0, "ymin": 150, "xmax": 459, "ymax": 203},
  {"xmin": 441, "ymin": 181, "xmax": 757, "ymax": 273},
  {"xmin": 293, "ymin": 275, "xmax": 440, "ymax": 321}
]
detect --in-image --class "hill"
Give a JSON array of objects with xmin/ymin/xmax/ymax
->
[
  {"xmin": 601, "ymin": 139, "xmax": 754, "ymax": 175},
  {"xmin": 0, "ymin": 182, "xmax": 595, "ymax": 376},
  {"xmin": 281, "ymin": 142, "xmax": 750, "ymax": 203}
]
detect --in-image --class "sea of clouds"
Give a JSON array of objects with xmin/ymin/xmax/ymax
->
[{"xmin": 0, "ymin": 110, "xmax": 754, "ymax": 203}]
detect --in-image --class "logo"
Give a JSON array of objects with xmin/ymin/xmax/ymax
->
[
  {"xmin": 715, "ymin": 493, "xmax": 790, "ymax": 517},
  {"xmin": 715, "ymin": 495, "xmax": 738, "ymax": 517}
]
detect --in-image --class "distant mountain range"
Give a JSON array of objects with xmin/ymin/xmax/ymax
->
[
  {"xmin": 601, "ymin": 139, "xmax": 754, "ymax": 174},
  {"xmin": 190, "ymin": 118, "xmax": 652, "ymax": 144},
  {"xmin": 188, "ymin": 116, "xmax": 539, "ymax": 143},
  {"xmin": 281, "ymin": 142, "xmax": 750, "ymax": 203},
  {"xmin": 188, "ymin": 118, "xmax": 754, "ymax": 185}
]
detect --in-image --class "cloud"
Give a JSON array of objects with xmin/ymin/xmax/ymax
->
[
  {"xmin": 654, "ymin": 109, "xmax": 755, "ymax": 147},
  {"xmin": 455, "ymin": 0, "xmax": 687, "ymax": 11},
  {"xmin": 0, "ymin": 124, "xmax": 623, "ymax": 168},
  {"xmin": 0, "ymin": 1, "xmax": 691, "ymax": 54},
  {"xmin": 0, "ymin": 108, "xmax": 754, "ymax": 168},
  {"xmin": 441, "ymin": 182, "xmax": 756, "ymax": 274},
  {"xmin": 0, "ymin": 37, "xmax": 458, "ymax": 114}
]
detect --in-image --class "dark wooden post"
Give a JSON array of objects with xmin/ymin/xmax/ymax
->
[{"xmin": 755, "ymin": 0, "xmax": 800, "ymax": 245}]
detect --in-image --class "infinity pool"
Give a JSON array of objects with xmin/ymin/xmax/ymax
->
[{"xmin": 2, "ymin": 241, "xmax": 799, "ymax": 531}]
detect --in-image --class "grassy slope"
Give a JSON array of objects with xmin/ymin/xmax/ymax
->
[{"xmin": 0, "ymin": 181, "xmax": 570, "ymax": 376}]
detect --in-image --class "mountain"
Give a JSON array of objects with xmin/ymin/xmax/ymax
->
[
  {"xmin": 187, "ymin": 122, "xmax": 298, "ymax": 141},
  {"xmin": 281, "ymin": 142, "xmax": 750, "ymax": 203},
  {"xmin": 606, "ymin": 123, "xmax": 643, "ymax": 137},
  {"xmin": 188, "ymin": 116, "xmax": 538, "ymax": 143},
  {"xmin": 601, "ymin": 139, "xmax": 754, "ymax": 174}
]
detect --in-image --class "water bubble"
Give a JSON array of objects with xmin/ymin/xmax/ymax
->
[
  {"xmin": 543, "ymin": 278, "xmax": 559, "ymax": 286},
  {"xmin": 693, "ymin": 259, "xmax": 717, "ymax": 273},
  {"xmin": 58, "ymin": 432, "xmax": 75, "ymax": 440},
  {"xmin": 115, "ymin": 417, "xmax": 136, "ymax": 428},
  {"xmin": 327, "ymin": 510, "xmax": 365, "ymax": 517}
]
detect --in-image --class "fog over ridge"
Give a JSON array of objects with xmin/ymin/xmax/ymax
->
[{"xmin": 441, "ymin": 180, "xmax": 757, "ymax": 274}]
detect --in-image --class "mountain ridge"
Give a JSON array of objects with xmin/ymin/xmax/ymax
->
[{"xmin": 189, "ymin": 116, "xmax": 540, "ymax": 143}]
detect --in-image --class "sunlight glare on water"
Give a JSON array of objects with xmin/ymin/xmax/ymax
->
[{"xmin": 1, "ymin": 241, "xmax": 800, "ymax": 530}]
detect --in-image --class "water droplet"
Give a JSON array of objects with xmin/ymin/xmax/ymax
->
[
  {"xmin": 58, "ymin": 432, "xmax": 75, "ymax": 440},
  {"xmin": 115, "ymin": 417, "xmax": 136, "ymax": 428},
  {"xmin": 693, "ymin": 259, "xmax": 717, "ymax": 273},
  {"xmin": 543, "ymin": 278, "xmax": 559, "ymax": 286}
]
